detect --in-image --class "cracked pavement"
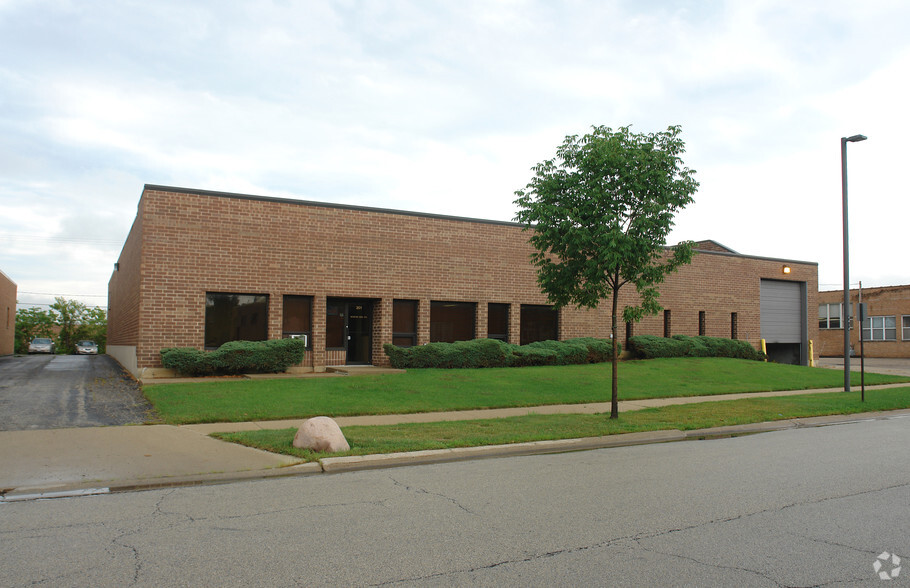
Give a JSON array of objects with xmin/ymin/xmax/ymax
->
[
  {"xmin": 0, "ymin": 354, "xmax": 157, "ymax": 431},
  {"xmin": 2, "ymin": 416, "xmax": 909, "ymax": 586}
]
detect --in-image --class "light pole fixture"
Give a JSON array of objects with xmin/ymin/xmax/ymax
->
[
  {"xmin": 842, "ymin": 133, "xmax": 866, "ymax": 392},
  {"xmin": 782, "ymin": 265, "xmax": 791, "ymax": 275}
]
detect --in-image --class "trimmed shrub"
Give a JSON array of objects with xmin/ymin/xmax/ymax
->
[
  {"xmin": 628, "ymin": 335, "xmax": 765, "ymax": 361},
  {"xmin": 266, "ymin": 338, "xmax": 309, "ymax": 369},
  {"xmin": 565, "ymin": 337, "xmax": 619, "ymax": 363},
  {"xmin": 453, "ymin": 338, "xmax": 510, "ymax": 368},
  {"xmin": 385, "ymin": 339, "xmax": 509, "ymax": 369},
  {"xmin": 671, "ymin": 334, "xmax": 711, "ymax": 357},
  {"xmin": 506, "ymin": 344, "xmax": 557, "ymax": 367},
  {"xmin": 383, "ymin": 337, "xmax": 615, "ymax": 369},
  {"xmin": 160, "ymin": 347, "xmax": 213, "ymax": 377},
  {"xmin": 383, "ymin": 344, "xmax": 412, "ymax": 369},
  {"xmin": 625, "ymin": 335, "xmax": 681, "ymax": 359},
  {"xmin": 525, "ymin": 340, "xmax": 588, "ymax": 365},
  {"xmin": 160, "ymin": 338, "xmax": 306, "ymax": 376}
]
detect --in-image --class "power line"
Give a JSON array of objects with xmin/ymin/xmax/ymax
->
[
  {"xmin": 20, "ymin": 291, "xmax": 107, "ymax": 298},
  {"xmin": 18, "ymin": 302, "xmax": 106, "ymax": 309},
  {"xmin": 0, "ymin": 233, "xmax": 122, "ymax": 245}
]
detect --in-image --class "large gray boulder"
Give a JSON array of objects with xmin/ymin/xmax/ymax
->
[{"xmin": 293, "ymin": 416, "xmax": 350, "ymax": 453}]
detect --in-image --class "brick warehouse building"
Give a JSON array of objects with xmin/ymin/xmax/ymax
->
[
  {"xmin": 107, "ymin": 185, "xmax": 819, "ymax": 377},
  {"xmin": 818, "ymin": 284, "xmax": 910, "ymax": 358}
]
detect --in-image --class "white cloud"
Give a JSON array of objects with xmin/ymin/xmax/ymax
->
[{"xmin": 2, "ymin": 0, "xmax": 910, "ymax": 306}]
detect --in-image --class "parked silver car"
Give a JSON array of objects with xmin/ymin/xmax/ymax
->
[
  {"xmin": 28, "ymin": 338, "xmax": 56, "ymax": 354},
  {"xmin": 75, "ymin": 340, "xmax": 99, "ymax": 355}
]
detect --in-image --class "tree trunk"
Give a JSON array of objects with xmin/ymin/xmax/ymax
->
[{"xmin": 610, "ymin": 288, "xmax": 619, "ymax": 419}]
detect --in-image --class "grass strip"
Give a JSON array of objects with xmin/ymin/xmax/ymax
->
[
  {"xmin": 144, "ymin": 358, "xmax": 909, "ymax": 424},
  {"xmin": 212, "ymin": 386, "xmax": 910, "ymax": 462}
]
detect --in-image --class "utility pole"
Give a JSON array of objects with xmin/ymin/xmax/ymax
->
[{"xmin": 859, "ymin": 281, "xmax": 865, "ymax": 401}]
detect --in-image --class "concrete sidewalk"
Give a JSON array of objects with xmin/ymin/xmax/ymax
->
[{"xmin": 3, "ymin": 383, "xmax": 909, "ymax": 501}]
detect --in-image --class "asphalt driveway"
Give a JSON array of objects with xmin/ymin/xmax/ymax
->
[
  {"xmin": 0, "ymin": 354, "xmax": 157, "ymax": 431},
  {"xmin": 816, "ymin": 356, "xmax": 910, "ymax": 377}
]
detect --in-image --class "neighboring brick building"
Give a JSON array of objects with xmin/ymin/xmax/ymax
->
[
  {"xmin": 0, "ymin": 269, "xmax": 16, "ymax": 356},
  {"xmin": 818, "ymin": 285, "xmax": 910, "ymax": 358},
  {"xmin": 107, "ymin": 185, "xmax": 819, "ymax": 376}
]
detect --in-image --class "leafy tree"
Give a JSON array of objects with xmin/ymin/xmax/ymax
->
[
  {"xmin": 13, "ymin": 298, "xmax": 107, "ymax": 354},
  {"xmin": 14, "ymin": 306, "xmax": 56, "ymax": 353},
  {"xmin": 514, "ymin": 125, "xmax": 698, "ymax": 419},
  {"xmin": 50, "ymin": 297, "xmax": 86, "ymax": 354},
  {"xmin": 45, "ymin": 298, "xmax": 107, "ymax": 354},
  {"xmin": 79, "ymin": 306, "xmax": 108, "ymax": 352}
]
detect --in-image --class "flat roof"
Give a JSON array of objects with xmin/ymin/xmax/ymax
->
[
  {"xmin": 143, "ymin": 184, "xmax": 817, "ymax": 267},
  {"xmin": 144, "ymin": 184, "xmax": 520, "ymax": 228},
  {"xmin": 820, "ymin": 283, "xmax": 910, "ymax": 293}
]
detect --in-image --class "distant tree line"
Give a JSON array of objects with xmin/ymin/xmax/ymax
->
[{"xmin": 14, "ymin": 297, "xmax": 107, "ymax": 355}]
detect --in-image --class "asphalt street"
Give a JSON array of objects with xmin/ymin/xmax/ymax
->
[
  {"xmin": 0, "ymin": 354, "xmax": 156, "ymax": 430},
  {"xmin": 2, "ymin": 415, "xmax": 909, "ymax": 586}
]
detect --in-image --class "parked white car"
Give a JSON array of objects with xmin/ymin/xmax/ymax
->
[
  {"xmin": 28, "ymin": 338, "xmax": 56, "ymax": 354},
  {"xmin": 75, "ymin": 340, "xmax": 99, "ymax": 355}
]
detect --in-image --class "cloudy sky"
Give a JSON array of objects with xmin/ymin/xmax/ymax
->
[{"xmin": 1, "ymin": 0, "xmax": 907, "ymax": 310}]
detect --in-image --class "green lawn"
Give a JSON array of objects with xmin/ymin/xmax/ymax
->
[
  {"xmin": 214, "ymin": 386, "xmax": 910, "ymax": 462},
  {"xmin": 144, "ymin": 358, "xmax": 909, "ymax": 424}
]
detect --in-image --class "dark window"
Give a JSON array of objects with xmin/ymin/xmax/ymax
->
[
  {"xmin": 663, "ymin": 309, "xmax": 672, "ymax": 337},
  {"xmin": 205, "ymin": 293, "xmax": 268, "ymax": 349},
  {"xmin": 625, "ymin": 321, "xmax": 633, "ymax": 347},
  {"xmin": 326, "ymin": 301, "xmax": 345, "ymax": 349},
  {"xmin": 698, "ymin": 311, "xmax": 706, "ymax": 336},
  {"xmin": 731, "ymin": 312, "xmax": 738, "ymax": 340},
  {"xmin": 282, "ymin": 296, "xmax": 312, "ymax": 349},
  {"xmin": 430, "ymin": 301, "xmax": 476, "ymax": 343},
  {"xmin": 520, "ymin": 305, "xmax": 558, "ymax": 345},
  {"xmin": 488, "ymin": 303, "xmax": 509, "ymax": 342},
  {"xmin": 393, "ymin": 300, "xmax": 418, "ymax": 347}
]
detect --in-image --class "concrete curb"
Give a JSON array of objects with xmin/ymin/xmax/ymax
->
[
  {"xmin": 1, "ymin": 462, "xmax": 324, "ymax": 500},
  {"xmin": 683, "ymin": 420, "xmax": 798, "ymax": 439},
  {"xmin": 117, "ymin": 410, "xmax": 910, "ymax": 482},
  {"xmin": 320, "ymin": 430, "xmax": 686, "ymax": 473},
  {"xmin": 4, "ymin": 409, "xmax": 910, "ymax": 501}
]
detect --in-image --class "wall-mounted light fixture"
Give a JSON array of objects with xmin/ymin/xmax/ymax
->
[
  {"xmin": 114, "ymin": 263, "xmax": 120, "ymax": 271},
  {"xmin": 782, "ymin": 265, "xmax": 791, "ymax": 275}
]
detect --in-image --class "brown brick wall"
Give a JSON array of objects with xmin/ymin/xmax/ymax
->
[
  {"xmin": 0, "ymin": 269, "xmax": 16, "ymax": 356},
  {"xmin": 107, "ymin": 210, "xmax": 143, "ymax": 347},
  {"xmin": 818, "ymin": 285, "xmax": 910, "ymax": 358},
  {"xmin": 109, "ymin": 186, "xmax": 819, "ymax": 371}
]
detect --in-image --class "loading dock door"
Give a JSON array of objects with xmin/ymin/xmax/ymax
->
[{"xmin": 760, "ymin": 279, "xmax": 808, "ymax": 365}]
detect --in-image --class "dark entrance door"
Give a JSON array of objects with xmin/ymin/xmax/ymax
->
[{"xmin": 345, "ymin": 302, "xmax": 372, "ymax": 365}]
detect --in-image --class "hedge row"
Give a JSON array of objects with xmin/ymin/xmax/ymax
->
[
  {"xmin": 383, "ymin": 337, "xmax": 619, "ymax": 369},
  {"xmin": 627, "ymin": 335, "xmax": 766, "ymax": 361},
  {"xmin": 160, "ymin": 339, "xmax": 306, "ymax": 376}
]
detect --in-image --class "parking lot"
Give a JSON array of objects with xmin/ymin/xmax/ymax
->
[{"xmin": 0, "ymin": 354, "xmax": 157, "ymax": 431}]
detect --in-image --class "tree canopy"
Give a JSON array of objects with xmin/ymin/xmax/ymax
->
[
  {"xmin": 14, "ymin": 298, "xmax": 107, "ymax": 354},
  {"xmin": 514, "ymin": 124, "xmax": 698, "ymax": 418}
]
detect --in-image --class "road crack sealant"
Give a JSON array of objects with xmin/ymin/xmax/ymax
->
[
  {"xmin": 387, "ymin": 474, "xmax": 478, "ymax": 516},
  {"xmin": 626, "ymin": 481, "xmax": 910, "ymax": 587},
  {"xmin": 368, "ymin": 479, "xmax": 910, "ymax": 586}
]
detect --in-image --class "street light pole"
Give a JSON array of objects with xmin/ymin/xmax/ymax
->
[{"xmin": 841, "ymin": 133, "xmax": 866, "ymax": 392}]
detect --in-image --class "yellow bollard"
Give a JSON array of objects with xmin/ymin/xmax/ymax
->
[
  {"xmin": 760, "ymin": 338, "xmax": 767, "ymax": 361},
  {"xmin": 808, "ymin": 340, "xmax": 815, "ymax": 367}
]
